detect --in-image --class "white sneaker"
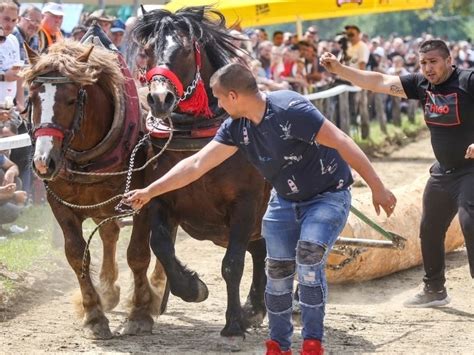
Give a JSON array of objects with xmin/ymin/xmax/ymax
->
[{"xmin": 9, "ymin": 225, "xmax": 28, "ymax": 234}]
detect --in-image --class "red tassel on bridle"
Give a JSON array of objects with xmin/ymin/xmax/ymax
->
[
  {"xmin": 146, "ymin": 41, "xmax": 213, "ymax": 118},
  {"xmin": 178, "ymin": 78, "xmax": 213, "ymax": 118}
]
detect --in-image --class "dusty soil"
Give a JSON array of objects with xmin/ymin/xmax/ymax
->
[{"xmin": 1, "ymin": 134, "xmax": 473, "ymax": 354}]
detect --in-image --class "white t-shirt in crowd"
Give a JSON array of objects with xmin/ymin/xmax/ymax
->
[
  {"xmin": 347, "ymin": 40, "xmax": 370, "ymax": 69},
  {"xmin": 0, "ymin": 34, "xmax": 21, "ymax": 103}
]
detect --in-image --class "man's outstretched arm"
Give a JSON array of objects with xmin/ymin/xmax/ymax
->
[
  {"xmin": 320, "ymin": 52, "xmax": 408, "ymax": 98},
  {"xmin": 124, "ymin": 141, "xmax": 238, "ymax": 209}
]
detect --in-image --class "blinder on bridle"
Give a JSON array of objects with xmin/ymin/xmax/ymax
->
[{"xmin": 28, "ymin": 76, "xmax": 87, "ymax": 151}]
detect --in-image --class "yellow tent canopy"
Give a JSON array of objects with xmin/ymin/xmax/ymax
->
[{"xmin": 164, "ymin": 0, "xmax": 435, "ymax": 28}]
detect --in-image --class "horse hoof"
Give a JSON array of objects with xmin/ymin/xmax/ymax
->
[
  {"xmin": 242, "ymin": 305, "xmax": 265, "ymax": 328},
  {"xmin": 216, "ymin": 335, "xmax": 245, "ymax": 352},
  {"xmin": 194, "ymin": 278, "xmax": 209, "ymax": 302},
  {"xmin": 119, "ymin": 317, "xmax": 154, "ymax": 336},
  {"xmin": 172, "ymin": 277, "xmax": 209, "ymax": 303},
  {"xmin": 83, "ymin": 322, "xmax": 113, "ymax": 340}
]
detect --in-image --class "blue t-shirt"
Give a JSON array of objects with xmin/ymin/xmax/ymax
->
[
  {"xmin": 0, "ymin": 153, "xmax": 5, "ymax": 167},
  {"xmin": 214, "ymin": 90, "xmax": 353, "ymax": 201}
]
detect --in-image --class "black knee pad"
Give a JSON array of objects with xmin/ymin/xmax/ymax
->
[
  {"xmin": 266, "ymin": 259, "xmax": 295, "ymax": 279},
  {"xmin": 265, "ymin": 292, "xmax": 293, "ymax": 313},
  {"xmin": 297, "ymin": 240, "xmax": 325, "ymax": 265},
  {"xmin": 299, "ymin": 284, "xmax": 324, "ymax": 306}
]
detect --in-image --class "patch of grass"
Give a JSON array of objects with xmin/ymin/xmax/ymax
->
[
  {"xmin": 352, "ymin": 112, "xmax": 426, "ymax": 155},
  {"xmin": 0, "ymin": 205, "xmax": 59, "ymax": 272}
]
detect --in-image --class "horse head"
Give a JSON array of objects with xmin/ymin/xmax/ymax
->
[
  {"xmin": 132, "ymin": 6, "xmax": 243, "ymax": 119},
  {"xmin": 24, "ymin": 41, "xmax": 122, "ymax": 180}
]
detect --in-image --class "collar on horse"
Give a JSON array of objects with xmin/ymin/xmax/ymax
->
[
  {"xmin": 30, "ymin": 76, "xmax": 87, "ymax": 156},
  {"xmin": 145, "ymin": 40, "xmax": 213, "ymax": 118}
]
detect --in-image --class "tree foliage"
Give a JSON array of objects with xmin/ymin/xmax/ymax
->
[{"xmin": 263, "ymin": 0, "xmax": 474, "ymax": 42}]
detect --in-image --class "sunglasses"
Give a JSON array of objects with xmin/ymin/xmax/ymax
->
[{"xmin": 23, "ymin": 17, "xmax": 42, "ymax": 26}]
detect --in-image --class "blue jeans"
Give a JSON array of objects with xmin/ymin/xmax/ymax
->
[{"xmin": 262, "ymin": 189, "xmax": 351, "ymax": 350}]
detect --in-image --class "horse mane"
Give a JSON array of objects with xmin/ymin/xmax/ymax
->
[
  {"xmin": 23, "ymin": 39, "xmax": 124, "ymax": 95},
  {"xmin": 131, "ymin": 6, "xmax": 245, "ymax": 69}
]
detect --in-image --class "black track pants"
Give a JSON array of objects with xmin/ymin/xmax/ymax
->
[{"xmin": 420, "ymin": 165, "xmax": 474, "ymax": 290}]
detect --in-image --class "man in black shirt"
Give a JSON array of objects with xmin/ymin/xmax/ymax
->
[{"xmin": 320, "ymin": 39, "xmax": 474, "ymax": 308}]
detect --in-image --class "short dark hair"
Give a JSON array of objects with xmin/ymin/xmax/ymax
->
[
  {"xmin": 297, "ymin": 40, "xmax": 310, "ymax": 48},
  {"xmin": 419, "ymin": 39, "xmax": 450, "ymax": 58},
  {"xmin": 20, "ymin": 5, "xmax": 40, "ymax": 17},
  {"xmin": 273, "ymin": 31, "xmax": 283, "ymax": 38},
  {"xmin": 344, "ymin": 25, "xmax": 361, "ymax": 33},
  {"xmin": 210, "ymin": 63, "xmax": 258, "ymax": 95}
]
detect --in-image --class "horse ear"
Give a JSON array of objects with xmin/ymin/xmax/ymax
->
[
  {"xmin": 196, "ymin": 6, "xmax": 205, "ymax": 20},
  {"xmin": 24, "ymin": 43, "xmax": 39, "ymax": 65},
  {"xmin": 140, "ymin": 4, "xmax": 147, "ymax": 14},
  {"xmin": 77, "ymin": 46, "xmax": 94, "ymax": 63}
]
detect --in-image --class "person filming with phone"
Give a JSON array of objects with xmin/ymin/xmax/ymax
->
[{"xmin": 0, "ymin": 1, "xmax": 23, "ymax": 114}]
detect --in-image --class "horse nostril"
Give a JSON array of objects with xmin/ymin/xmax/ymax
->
[
  {"xmin": 147, "ymin": 93, "xmax": 155, "ymax": 107},
  {"xmin": 164, "ymin": 92, "xmax": 176, "ymax": 108}
]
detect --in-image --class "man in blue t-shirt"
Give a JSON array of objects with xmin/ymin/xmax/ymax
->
[
  {"xmin": 125, "ymin": 63, "xmax": 396, "ymax": 355},
  {"xmin": 321, "ymin": 39, "xmax": 474, "ymax": 310}
]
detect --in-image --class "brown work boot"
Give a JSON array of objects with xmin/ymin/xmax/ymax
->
[
  {"xmin": 265, "ymin": 339, "xmax": 292, "ymax": 355},
  {"xmin": 300, "ymin": 339, "xmax": 324, "ymax": 355}
]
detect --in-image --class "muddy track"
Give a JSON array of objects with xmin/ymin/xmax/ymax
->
[{"xmin": 1, "ymin": 135, "xmax": 473, "ymax": 354}]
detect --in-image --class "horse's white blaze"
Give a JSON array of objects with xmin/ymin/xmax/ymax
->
[
  {"xmin": 33, "ymin": 83, "xmax": 57, "ymax": 173},
  {"xmin": 151, "ymin": 81, "xmax": 171, "ymax": 102},
  {"xmin": 33, "ymin": 136, "xmax": 54, "ymax": 174},
  {"xmin": 38, "ymin": 83, "xmax": 57, "ymax": 124}
]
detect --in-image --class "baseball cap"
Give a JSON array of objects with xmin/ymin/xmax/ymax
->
[
  {"xmin": 344, "ymin": 24, "xmax": 361, "ymax": 33},
  {"xmin": 89, "ymin": 9, "xmax": 116, "ymax": 22},
  {"xmin": 110, "ymin": 19, "xmax": 125, "ymax": 33},
  {"xmin": 71, "ymin": 25, "xmax": 87, "ymax": 36},
  {"xmin": 42, "ymin": 2, "xmax": 64, "ymax": 16},
  {"xmin": 373, "ymin": 47, "xmax": 385, "ymax": 57}
]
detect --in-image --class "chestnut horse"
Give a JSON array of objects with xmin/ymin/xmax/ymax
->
[
  {"xmin": 23, "ymin": 40, "xmax": 166, "ymax": 339},
  {"xmin": 131, "ymin": 6, "xmax": 270, "ymax": 339}
]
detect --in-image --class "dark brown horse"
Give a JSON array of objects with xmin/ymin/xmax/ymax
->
[
  {"xmin": 23, "ymin": 40, "xmax": 166, "ymax": 339},
  {"xmin": 131, "ymin": 6, "xmax": 270, "ymax": 340}
]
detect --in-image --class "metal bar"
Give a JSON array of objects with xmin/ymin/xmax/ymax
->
[
  {"xmin": 350, "ymin": 205, "xmax": 406, "ymax": 249},
  {"xmin": 335, "ymin": 236, "xmax": 400, "ymax": 249}
]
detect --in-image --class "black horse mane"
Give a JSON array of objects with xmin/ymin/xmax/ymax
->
[{"xmin": 131, "ymin": 6, "xmax": 244, "ymax": 69}]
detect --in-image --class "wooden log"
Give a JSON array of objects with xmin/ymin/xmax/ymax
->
[{"xmin": 327, "ymin": 175, "xmax": 464, "ymax": 283}]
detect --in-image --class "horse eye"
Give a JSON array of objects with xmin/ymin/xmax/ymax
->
[{"xmin": 67, "ymin": 99, "xmax": 76, "ymax": 106}]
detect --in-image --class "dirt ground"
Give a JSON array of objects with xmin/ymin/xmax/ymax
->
[{"xmin": 1, "ymin": 134, "xmax": 473, "ymax": 354}]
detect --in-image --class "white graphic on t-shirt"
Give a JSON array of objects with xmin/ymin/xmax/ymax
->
[
  {"xmin": 287, "ymin": 177, "xmax": 299, "ymax": 194},
  {"xmin": 288, "ymin": 99, "xmax": 302, "ymax": 107},
  {"xmin": 283, "ymin": 154, "xmax": 303, "ymax": 166},
  {"xmin": 242, "ymin": 127, "xmax": 250, "ymax": 145},
  {"xmin": 258, "ymin": 156, "xmax": 272, "ymax": 162},
  {"xmin": 279, "ymin": 121, "xmax": 292, "ymax": 140},
  {"xmin": 336, "ymin": 179, "xmax": 344, "ymax": 189},
  {"xmin": 320, "ymin": 159, "xmax": 338, "ymax": 175}
]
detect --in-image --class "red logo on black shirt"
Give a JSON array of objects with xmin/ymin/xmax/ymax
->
[
  {"xmin": 424, "ymin": 91, "xmax": 460, "ymax": 126},
  {"xmin": 428, "ymin": 103, "xmax": 450, "ymax": 115}
]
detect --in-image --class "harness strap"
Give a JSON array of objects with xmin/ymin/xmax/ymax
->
[
  {"xmin": 34, "ymin": 127, "xmax": 65, "ymax": 139},
  {"xmin": 145, "ymin": 67, "xmax": 184, "ymax": 96}
]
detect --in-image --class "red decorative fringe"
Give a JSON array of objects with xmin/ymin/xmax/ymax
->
[{"xmin": 178, "ymin": 79, "xmax": 213, "ymax": 118}]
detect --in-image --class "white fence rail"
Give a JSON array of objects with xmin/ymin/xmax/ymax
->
[{"xmin": 0, "ymin": 84, "xmax": 362, "ymax": 150}]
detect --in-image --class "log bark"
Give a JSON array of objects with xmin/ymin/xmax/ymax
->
[{"xmin": 327, "ymin": 175, "xmax": 464, "ymax": 283}]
